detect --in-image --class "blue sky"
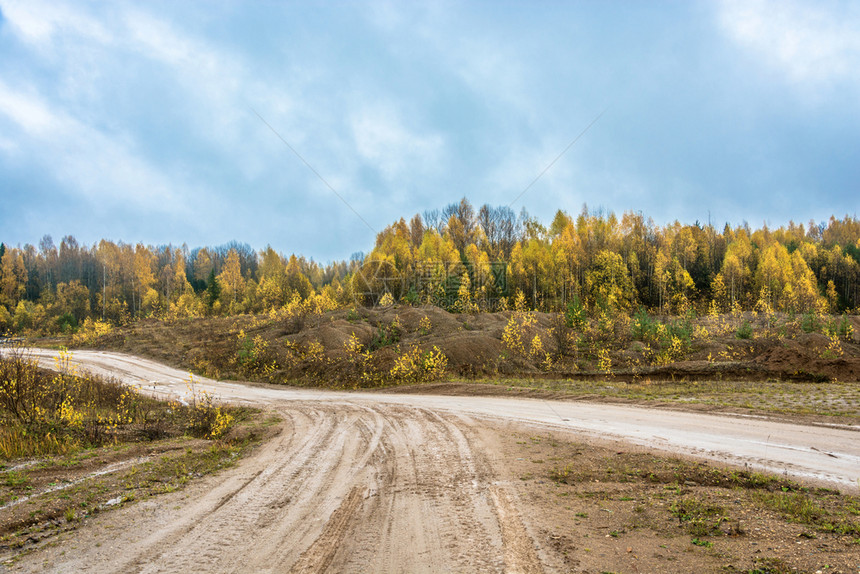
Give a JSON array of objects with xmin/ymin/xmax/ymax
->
[{"xmin": 1, "ymin": 1, "xmax": 858, "ymax": 262}]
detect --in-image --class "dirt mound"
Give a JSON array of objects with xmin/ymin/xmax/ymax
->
[
  {"xmin": 285, "ymin": 306, "xmax": 513, "ymax": 381},
  {"xmin": 86, "ymin": 308, "xmax": 860, "ymax": 386},
  {"xmin": 750, "ymin": 333, "xmax": 860, "ymax": 381}
]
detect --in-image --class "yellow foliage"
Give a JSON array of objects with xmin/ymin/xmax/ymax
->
[
  {"xmin": 529, "ymin": 334, "xmax": 544, "ymax": 360},
  {"xmin": 693, "ymin": 325, "xmax": 709, "ymax": 340},
  {"xmin": 306, "ymin": 340, "xmax": 325, "ymax": 363},
  {"xmin": 344, "ymin": 332, "xmax": 364, "ymax": 356},
  {"xmin": 519, "ymin": 310, "xmax": 537, "ymax": 328},
  {"xmin": 307, "ymin": 291, "xmax": 339, "ymax": 315},
  {"xmin": 754, "ymin": 286, "xmax": 774, "ymax": 316},
  {"xmin": 502, "ymin": 316, "xmax": 525, "ymax": 356},
  {"xmin": 185, "ymin": 374, "xmax": 234, "ymax": 438},
  {"xmin": 235, "ymin": 329, "xmax": 273, "ymax": 375},
  {"xmin": 169, "ymin": 292, "xmax": 204, "ymax": 319},
  {"xmin": 514, "ymin": 289, "xmax": 528, "ymax": 313},
  {"xmin": 71, "ymin": 318, "xmax": 113, "ymax": 345},
  {"xmin": 58, "ymin": 396, "xmax": 84, "ymax": 428},
  {"xmin": 822, "ymin": 334, "xmax": 844, "ymax": 359},
  {"xmin": 390, "ymin": 345, "xmax": 448, "ymax": 382},
  {"xmin": 649, "ymin": 335, "xmax": 685, "ymax": 366},
  {"xmin": 419, "ymin": 315, "xmax": 432, "ymax": 335},
  {"xmin": 540, "ymin": 352, "xmax": 554, "ymax": 372},
  {"xmin": 708, "ymin": 299, "xmax": 720, "ymax": 319},
  {"xmin": 209, "ymin": 408, "xmax": 234, "ymax": 439},
  {"xmin": 422, "ymin": 346, "xmax": 448, "ymax": 377},
  {"xmin": 55, "ymin": 347, "xmax": 77, "ymax": 376},
  {"xmin": 596, "ymin": 348, "xmax": 612, "ymax": 374},
  {"xmin": 112, "ymin": 388, "xmax": 138, "ymax": 426},
  {"xmin": 843, "ymin": 322, "xmax": 855, "ymax": 342},
  {"xmin": 455, "ymin": 273, "xmax": 477, "ymax": 313}
]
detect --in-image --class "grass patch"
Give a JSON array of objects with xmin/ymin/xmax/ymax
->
[
  {"xmin": 544, "ymin": 448, "xmax": 860, "ymax": 544},
  {"xmin": 670, "ymin": 498, "xmax": 725, "ymax": 536},
  {"xmin": 550, "ymin": 454, "xmax": 796, "ymax": 492},
  {"xmin": 753, "ymin": 490, "xmax": 860, "ymax": 536},
  {"xmin": 749, "ymin": 556, "xmax": 792, "ymax": 574}
]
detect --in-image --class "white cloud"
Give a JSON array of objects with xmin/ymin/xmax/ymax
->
[
  {"xmin": 5, "ymin": 0, "xmax": 266, "ymax": 160},
  {"xmin": 121, "ymin": 9, "xmax": 252, "ymax": 144},
  {"xmin": 1, "ymin": 1, "xmax": 281, "ymax": 201},
  {"xmin": 117, "ymin": 7, "xmax": 324, "ymax": 194},
  {"xmin": 481, "ymin": 116, "xmax": 615, "ymax": 207},
  {"xmin": 0, "ymin": 79, "xmax": 192, "ymax": 213},
  {"xmin": 718, "ymin": 0, "xmax": 860, "ymax": 91},
  {"xmin": 0, "ymin": 82, "xmax": 60, "ymax": 135},
  {"xmin": 350, "ymin": 104, "xmax": 445, "ymax": 183},
  {"xmin": 122, "ymin": 9, "xmax": 226, "ymax": 82},
  {"xmin": 0, "ymin": 0, "xmax": 112, "ymax": 49}
]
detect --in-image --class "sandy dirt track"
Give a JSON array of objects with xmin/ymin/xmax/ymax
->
[{"xmin": 5, "ymin": 349, "xmax": 860, "ymax": 573}]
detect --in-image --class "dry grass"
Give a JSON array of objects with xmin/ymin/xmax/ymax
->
[{"xmin": 0, "ymin": 345, "xmax": 243, "ymax": 460}]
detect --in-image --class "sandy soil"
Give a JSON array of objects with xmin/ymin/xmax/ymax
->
[
  {"xmin": 3, "ymin": 349, "xmax": 860, "ymax": 573},
  {"xmin": 101, "ymin": 309, "xmax": 860, "ymax": 384}
]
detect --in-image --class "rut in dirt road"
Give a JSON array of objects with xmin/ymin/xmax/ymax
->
[{"xmin": 23, "ymin": 402, "xmax": 543, "ymax": 574}]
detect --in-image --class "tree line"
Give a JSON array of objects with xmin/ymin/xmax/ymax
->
[
  {"xmin": 1, "ymin": 199, "xmax": 859, "ymax": 334},
  {"xmin": 369, "ymin": 199, "xmax": 859, "ymax": 315}
]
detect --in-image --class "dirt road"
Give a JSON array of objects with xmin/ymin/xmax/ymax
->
[{"xmin": 6, "ymin": 349, "xmax": 860, "ymax": 573}]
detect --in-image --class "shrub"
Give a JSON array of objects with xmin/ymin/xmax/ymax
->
[
  {"xmin": 418, "ymin": 315, "xmax": 432, "ymax": 335},
  {"xmin": 0, "ymin": 304, "xmax": 11, "ymax": 332},
  {"xmin": 631, "ymin": 307, "xmax": 655, "ymax": 341},
  {"xmin": 835, "ymin": 314, "xmax": 854, "ymax": 341},
  {"xmin": 56, "ymin": 312, "xmax": 78, "ymax": 334},
  {"xmin": 71, "ymin": 318, "xmax": 113, "ymax": 346},
  {"xmin": 800, "ymin": 311, "xmax": 827, "ymax": 334},
  {"xmin": 564, "ymin": 296, "xmax": 587, "ymax": 329},
  {"xmin": 549, "ymin": 314, "xmax": 573, "ymax": 357},
  {"xmin": 235, "ymin": 329, "xmax": 276, "ymax": 376},
  {"xmin": 502, "ymin": 316, "xmax": 525, "ymax": 356},
  {"xmin": 736, "ymin": 321, "xmax": 753, "ymax": 340},
  {"xmin": 184, "ymin": 375, "xmax": 236, "ymax": 439},
  {"xmin": 369, "ymin": 320, "xmax": 402, "ymax": 351},
  {"xmin": 389, "ymin": 346, "xmax": 448, "ymax": 383},
  {"xmin": 596, "ymin": 348, "xmax": 612, "ymax": 374}
]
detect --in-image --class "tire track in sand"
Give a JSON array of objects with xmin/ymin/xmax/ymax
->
[{"xmin": 10, "ymin": 401, "xmax": 545, "ymax": 573}]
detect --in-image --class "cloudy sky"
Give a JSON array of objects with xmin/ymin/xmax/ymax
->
[{"xmin": 1, "ymin": 1, "xmax": 858, "ymax": 262}]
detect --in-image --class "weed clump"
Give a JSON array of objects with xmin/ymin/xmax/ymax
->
[
  {"xmin": 670, "ymin": 497, "xmax": 726, "ymax": 537},
  {"xmin": 735, "ymin": 320, "xmax": 753, "ymax": 339},
  {"xmin": 369, "ymin": 318, "xmax": 402, "ymax": 351}
]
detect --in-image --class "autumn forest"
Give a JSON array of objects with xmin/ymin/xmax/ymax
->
[{"xmin": 2, "ymin": 199, "xmax": 859, "ymax": 337}]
